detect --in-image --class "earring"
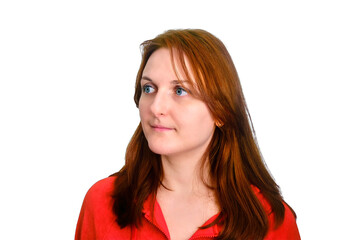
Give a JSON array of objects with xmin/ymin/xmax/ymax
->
[{"xmin": 215, "ymin": 121, "xmax": 223, "ymax": 128}]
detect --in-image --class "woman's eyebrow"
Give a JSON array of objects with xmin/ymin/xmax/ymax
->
[
  {"xmin": 170, "ymin": 79, "xmax": 190, "ymax": 85},
  {"xmin": 141, "ymin": 76, "xmax": 190, "ymax": 85},
  {"xmin": 141, "ymin": 76, "xmax": 152, "ymax": 81}
]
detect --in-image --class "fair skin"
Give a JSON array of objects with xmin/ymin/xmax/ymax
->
[{"xmin": 139, "ymin": 48, "xmax": 220, "ymax": 240}]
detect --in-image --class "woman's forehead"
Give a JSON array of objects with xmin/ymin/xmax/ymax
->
[{"xmin": 143, "ymin": 48, "xmax": 197, "ymax": 84}]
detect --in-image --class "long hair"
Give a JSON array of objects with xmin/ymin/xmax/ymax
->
[{"xmin": 112, "ymin": 29, "xmax": 292, "ymax": 239}]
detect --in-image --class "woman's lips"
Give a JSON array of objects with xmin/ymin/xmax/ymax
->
[{"xmin": 151, "ymin": 125, "xmax": 174, "ymax": 132}]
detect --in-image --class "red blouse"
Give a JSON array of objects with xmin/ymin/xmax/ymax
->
[{"xmin": 75, "ymin": 177, "xmax": 300, "ymax": 239}]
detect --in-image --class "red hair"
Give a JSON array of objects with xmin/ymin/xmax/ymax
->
[{"xmin": 112, "ymin": 29, "xmax": 294, "ymax": 239}]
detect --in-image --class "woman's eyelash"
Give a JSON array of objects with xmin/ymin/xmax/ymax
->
[
  {"xmin": 175, "ymin": 85, "xmax": 189, "ymax": 96},
  {"xmin": 142, "ymin": 84, "xmax": 155, "ymax": 93},
  {"xmin": 141, "ymin": 84, "xmax": 191, "ymax": 96}
]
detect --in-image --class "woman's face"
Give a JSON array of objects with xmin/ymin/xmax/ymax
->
[{"xmin": 139, "ymin": 48, "xmax": 215, "ymax": 159}]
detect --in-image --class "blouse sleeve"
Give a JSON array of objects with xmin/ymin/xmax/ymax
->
[
  {"xmin": 264, "ymin": 202, "xmax": 301, "ymax": 240},
  {"xmin": 75, "ymin": 177, "xmax": 119, "ymax": 240},
  {"xmin": 252, "ymin": 186, "xmax": 301, "ymax": 240}
]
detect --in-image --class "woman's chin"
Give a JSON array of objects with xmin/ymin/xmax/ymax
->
[{"xmin": 148, "ymin": 143, "xmax": 177, "ymax": 156}]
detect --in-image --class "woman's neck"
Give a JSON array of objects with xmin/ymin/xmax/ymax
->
[
  {"xmin": 156, "ymin": 154, "xmax": 220, "ymax": 240},
  {"xmin": 160, "ymin": 153, "xmax": 211, "ymax": 196}
]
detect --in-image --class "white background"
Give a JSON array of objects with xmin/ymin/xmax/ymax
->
[{"xmin": 1, "ymin": 0, "xmax": 359, "ymax": 239}]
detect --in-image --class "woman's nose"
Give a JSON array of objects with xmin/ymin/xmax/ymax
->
[{"xmin": 150, "ymin": 91, "xmax": 170, "ymax": 117}]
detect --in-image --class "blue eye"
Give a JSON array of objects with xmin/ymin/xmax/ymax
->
[
  {"xmin": 175, "ymin": 87, "xmax": 187, "ymax": 96},
  {"xmin": 143, "ymin": 85, "xmax": 155, "ymax": 94}
]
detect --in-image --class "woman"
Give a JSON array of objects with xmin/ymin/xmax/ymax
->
[{"xmin": 75, "ymin": 29, "xmax": 300, "ymax": 240}]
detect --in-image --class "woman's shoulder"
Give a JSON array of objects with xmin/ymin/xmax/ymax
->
[
  {"xmin": 80, "ymin": 177, "xmax": 114, "ymax": 205},
  {"xmin": 251, "ymin": 186, "xmax": 301, "ymax": 239},
  {"xmin": 76, "ymin": 176, "xmax": 131, "ymax": 239},
  {"xmin": 78, "ymin": 176, "xmax": 117, "ymax": 217},
  {"xmin": 86, "ymin": 176, "xmax": 116, "ymax": 197}
]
